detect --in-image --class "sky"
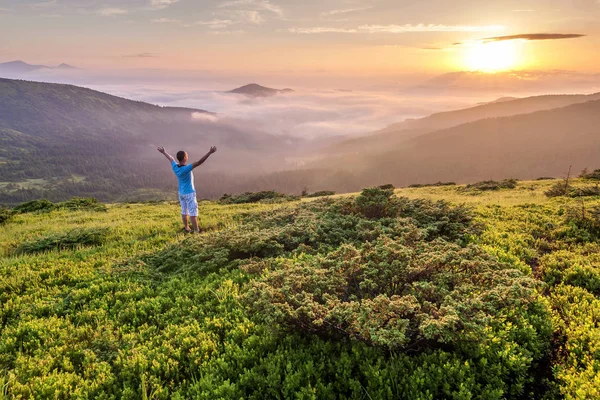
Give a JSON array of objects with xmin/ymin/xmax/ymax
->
[{"xmin": 1, "ymin": 0, "xmax": 599, "ymax": 79}]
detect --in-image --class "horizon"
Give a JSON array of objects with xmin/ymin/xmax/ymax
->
[{"xmin": 1, "ymin": 0, "xmax": 599, "ymax": 85}]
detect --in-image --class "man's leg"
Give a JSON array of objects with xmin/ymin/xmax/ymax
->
[
  {"xmin": 190, "ymin": 216, "xmax": 199, "ymax": 232},
  {"xmin": 182, "ymin": 214, "xmax": 190, "ymax": 230},
  {"xmin": 189, "ymin": 193, "xmax": 200, "ymax": 233}
]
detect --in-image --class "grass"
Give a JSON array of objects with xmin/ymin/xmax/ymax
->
[{"xmin": 2, "ymin": 179, "xmax": 600, "ymax": 398}]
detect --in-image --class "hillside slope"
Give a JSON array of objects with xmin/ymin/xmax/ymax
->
[
  {"xmin": 315, "ymin": 99, "xmax": 600, "ymax": 188},
  {"xmin": 2, "ymin": 181, "xmax": 600, "ymax": 398},
  {"xmin": 331, "ymin": 92, "xmax": 600, "ymax": 155},
  {"xmin": 0, "ymin": 78, "xmax": 296, "ymax": 202}
]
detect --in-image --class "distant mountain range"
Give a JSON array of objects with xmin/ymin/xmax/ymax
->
[
  {"xmin": 0, "ymin": 60, "xmax": 78, "ymax": 75},
  {"xmin": 313, "ymin": 92, "xmax": 600, "ymax": 189},
  {"xmin": 229, "ymin": 83, "xmax": 294, "ymax": 97},
  {"xmin": 330, "ymin": 91, "xmax": 600, "ymax": 157},
  {"xmin": 410, "ymin": 70, "xmax": 600, "ymax": 93}
]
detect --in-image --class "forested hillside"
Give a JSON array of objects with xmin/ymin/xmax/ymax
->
[
  {"xmin": 314, "ymin": 99, "xmax": 600, "ymax": 188},
  {"xmin": 0, "ymin": 78, "xmax": 296, "ymax": 204},
  {"xmin": 330, "ymin": 92, "xmax": 600, "ymax": 156}
]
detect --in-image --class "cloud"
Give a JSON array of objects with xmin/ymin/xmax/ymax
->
[
  {"xmin": 481, "ymin": 33, "xmax": 586, "ymax": 42},
  {"xmin": 192, "ymin": 112, "xmax": 220, "ymax": 122},
  {"xmin": 185, "ymin": 19, "xmax": 234, "ymax": 29},
  {"xmin": 321, "ymin": 6, "xmax": 372, "ymax": 16},
  {"xmin": 288, "ymin": 27, "xmax": 358, "ymax": 34},
  {"xmin": 152, "ymin": 17, "xmax": 180, "ymax": 23},
  {"xmin": 222, "ymin": 10, "xmax": 264, "ymax": 24},
  {"xmin": 149, "ymin": 0, "xmax": 179, "ymax": 10},
  {"xmin": 360, "ymin": 24, "xmax": 505, "ymax": 33},
  {"xmin": 124, "ymin": 52, "xmax": 160, "ymax": 58},
  {"xmin": 219, "ymin": 0, "xmax": 283, "ymax": 17},
  {"xmin": 29, "ymin": 0, "xmax": 57, "ymax": 10},
  {"xmin": 289, "ymin": 24, "xmax": 505, "ymax": 34},
  {"xmin": 215, "ymin": 0, "xmax": 283, "ymax": 25},
  {"xmin": 97, "ymin": 7, "xmax": 128, "ymax": 16}
]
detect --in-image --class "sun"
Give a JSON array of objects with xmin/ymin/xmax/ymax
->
[{"xmin": 464, "ymin": 40, "xmax": 522, "ymax": 72}]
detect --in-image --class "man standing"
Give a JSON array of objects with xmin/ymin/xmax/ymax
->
[{"xmin": 158, "ymin": 146, "xmax": 217, "ymax": 233}]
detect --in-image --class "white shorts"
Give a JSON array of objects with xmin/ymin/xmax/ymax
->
[{"xmin": 179, "ymin": 192, "xmax": 198, "ymax": 217}]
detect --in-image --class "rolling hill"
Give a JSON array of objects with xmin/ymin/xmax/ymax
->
[
  {"xmin": 330, "ymin": 91, "xmax": 600, "ymax": 156},
  {"xmin": 0, "ymin": 78, "xmax": 297, "ymax": 203},
  {"xmin": 315, "ymin": 98, "xmax": 600, "ymax": 189},
  {"xmin": 229, "ymin": 83, "xmax": 294, "ymax": 97}
]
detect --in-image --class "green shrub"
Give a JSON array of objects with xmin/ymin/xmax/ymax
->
[
  {"xmin": 12, "ymin": 199, "xmax": 55, "ymax": 214},
  {"xmin": 246, "ymin": 238, "xmax": 544, "ymax": 350},
  {"xmin": 580, "ymin": 169, "xmax": 600, "ymax": 180},
  {"xmin": 0, "ymin": 207, "xmax": 13, "ymax": 225},
  {"xmin": 409, "ymin": 182, "xmax": 456, "ymax": 188},
  {"xmin": 354, "ymin": 187, "xmax": 397, "ymax": 219},
  {"xmin": 462, "ymin": 179, "xmax": 518, "ymax": 192},
  {"xmin": 377, "ymin": 184, "xmax": 396, "ymax": 190},
  {"xmin": 569, "ymin": 185, "xmax": 600, "ymax": 198},
  {"xmin": 15, "ymin": 227, "xmax": 110, "ymax": 255},
  {"xmin": 305, "ymin": 191, "xmax": 336, "ymax": 198},
  {"xmin": 550, "ymin": 285, "xmax": 600, "ymax": 399},
  {"xmin": 219, "ymin": 191, "xmax": 298, "ymax": 204},
  {"xmin": 57, "ymin": 197, "xmax": 107, "ymax": 212}
]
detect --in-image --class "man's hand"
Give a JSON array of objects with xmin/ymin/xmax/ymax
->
[
  {"xmin": 192, "ymin": 146, "xmax": 218, "ymax": 169},
  {"xmin": 158, "ymin": 147, "xmax": 176, "ymax": 163}
]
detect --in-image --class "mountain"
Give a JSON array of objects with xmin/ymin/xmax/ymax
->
[
  {"xmin": 0, "ymin": 78, "xmax": 298, "ymax": 203},
  {"xmin": 0, "ymin": 60, "xmax": 80, "ymax": 77},
  {"xmin": 329, "ymin": 92, "xmax": 600, "ymax": 156},
  {"xmin": 411, "ymin": 70, "xmax": 600, "ymax": 93},
  {"xmin": 477, "ymin": 96, "xmax": 518, "ymax": 106},
  {"xmin": 56, "ymin": 63, "xmax": 78, "ymax": 70},
  {"xmin": 229, "ymin": 83, "xmax": 294, "ymax": 97},
  {"xmin": 313, "ymin": 99, "xmax": 600, "ymax": 189},
  {"xmin": 0, "ymin": 60, "xmax": 50, "ymax": 75}
]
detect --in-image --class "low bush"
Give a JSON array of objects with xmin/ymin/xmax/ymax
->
[
  {"xmin": 12, "ymin": 199, "xmax": 55, "ymax": 214},
  {"xmin": 15, "ymin": 227, "xmax": 110, "ymax": 255},
  {"xmin": 377, "ymin": 184, "xmax": 396, "ymax": 190},
  {"xmin": 545, "ymin": 181, "xmax": 570, "ymax": 198},
  {"xmin": 409, "ymin": 182, "xmax": 456, "ymax": 188},
  {"xmin": 0, "ymin": 207, "xmax": 13, "ymax": 225},
  {"xmin": 305, "ymin": 190, "xmax": 336, "ymax": 198},
  {"xmin": 580, "ymin": 169, "xmax": 600, "ymax": 180},
  {"xmin": 570, "ymin": 185, "xmax": 600, "ymax": 198},
  {"xmin": 462, "ymin": 179, "xmax": 518, "ymax": 192},
  {"xmin": 247, "ymin": 239, "xmax": 544, "ymax": 351},
  {"xmin": 57, "ymin": 197, "xmax": 107, "ymax": 212},
  {"xmin": 219, "ymin": 191, "xmax": 298, "ymax": 204}
]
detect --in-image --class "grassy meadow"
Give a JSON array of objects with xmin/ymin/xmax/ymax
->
[{"xmin": 1, "ymin": 179, "xmax": 600, "ymax": 399}]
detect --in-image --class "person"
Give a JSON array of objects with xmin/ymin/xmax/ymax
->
[{"xmin": 157, "ymin": 146, "xmax": 217, "ymax": 233}]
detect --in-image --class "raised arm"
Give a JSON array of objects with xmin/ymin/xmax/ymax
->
[
  {"xmin": 192, "ymin": 146, "xmax": 217, "ymax": 169},
  {"xmin": 157, "ymin": 147, "xmax": 176, "ymax": 163}
]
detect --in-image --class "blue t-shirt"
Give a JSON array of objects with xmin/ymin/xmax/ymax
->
[{"xmin": 171, "ymin": 161, "xmax": 195, "ymax": 195}]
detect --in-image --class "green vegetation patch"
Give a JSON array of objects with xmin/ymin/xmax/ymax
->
[
  {"xmin": 461, "ymin": 179, "xmax": 518, "ymax": 192},
  {"xmin": 219, "ymin": 190, "xmax": 299, "ymax": 204},
  {"xmin": 409, "ymin": 181, "xmax": 456, "ymax": 188},
  {"xmin": 0, "ymin": 207, "xmax": 13, "ymax": 225},
  {"xmin": 15, "ymin": 227, "xmax": 110, "ymax": 255},
  {"xmin": 304, "ymin": 190, "xmax": 336, "ymax": 198},
  {"xmin": 10, "ymin": 197, "xmax": 107, "ymax": 215}
]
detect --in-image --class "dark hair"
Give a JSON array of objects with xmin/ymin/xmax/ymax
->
[{"xmin": 176, "ymin": 151, "xmax": 187, "ymax": 163}]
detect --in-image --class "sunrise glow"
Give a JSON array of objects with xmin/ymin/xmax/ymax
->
[{"xmin": 464, "ymin": 40, "xmax": 523, "ymax": 72}]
